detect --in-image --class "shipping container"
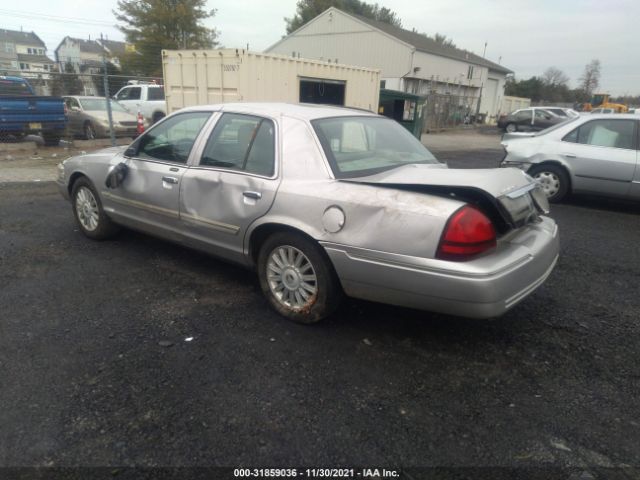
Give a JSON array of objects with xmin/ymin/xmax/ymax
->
[
  {"xmin": 162, "ymin": 49, "xmax": 380, "ymax": 114},
  {"xmin": 501, "ymin": 96, "xmax": 531, "ymax": 116}
]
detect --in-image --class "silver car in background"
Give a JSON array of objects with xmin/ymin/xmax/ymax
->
[
  {"xmin": 502, "ymin": 114, "xmax": 640, "ymax": 202},
  {"xmin": 63, "ymin": 96, "xmax": 148, "ymax": 140},
  {"xmin": 57, "ymin": 103, "xmax": 559, "ymax": 324}
]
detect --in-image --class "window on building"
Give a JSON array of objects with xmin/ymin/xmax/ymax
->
[
  {"xmin": 19, "ymin": 63, "xmax": 29, "ymax": 70},
  {"xmin": 467, "ymin": 66, "xmax": 474, "ymax": 80},
  {"xmin": 39, "ymin": 49, "xmax": 44, "ymax": 55},
  {"xmin": 3, "ymin": 42, "xmax": 14, "ymax": 54}
]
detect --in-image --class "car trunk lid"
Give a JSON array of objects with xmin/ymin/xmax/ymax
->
[{"xmin": 343, "ymin": 164, "xmax": 549, "ymax": 233}]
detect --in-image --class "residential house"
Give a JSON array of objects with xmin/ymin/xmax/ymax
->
[
  {"xmin": 0, "ymin": 28, "xmax": 56, "ymax": 94},
  {"xmin": 266, "ymin": 8, "xmax": 513, "ymax": 123}
]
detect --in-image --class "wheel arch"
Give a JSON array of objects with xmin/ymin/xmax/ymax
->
[
  {"xmin": 67, "ymin": 171, "xmax": 91, "ymax": 196},
  {"xmin": 247, "ymin": 222, "xmax": 321, "ymax": 267}
]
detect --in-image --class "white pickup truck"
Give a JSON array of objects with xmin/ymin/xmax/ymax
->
[{"xmin": 113, "ymin": 84, "xmax": 166, "ymax": 124}]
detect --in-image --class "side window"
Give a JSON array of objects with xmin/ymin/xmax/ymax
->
[
  {"xmin": 147, "ymin": 87, "xmax": 165, "ymax": 100},
  {"xmin": 65, "ymin": 98, "xmax": 80, "ymax": 110},
  {"xmin": 136, "ymin": 112, "xmax": 211, "ymax": 163},
  {"xmin": 200, "ymin": 113, "xmax": 275, "ymax": 176},
  {"xmin": 563, "ymin": 127, "xmax": 579, "ymax": 143},
  {"xmin": 115, "ymin": 88, "xmax": 130, "ymax": 101},
  {"xmin": 127, "ymin": 87, "xmax": 141, "ymax": 100},
  {"xmin": 535, "ymin": 110, "xmax": 550, "ymax": 119},
  {"xmin": 516, "ymin": 110, "xmax": 532, "ymax": 121},
  {"xmin": 577, "ymin": 120, "xmax": 635, "ymax": 149}
]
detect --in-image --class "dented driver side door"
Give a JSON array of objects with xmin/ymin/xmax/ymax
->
[{"xmin": 179, "ymin": 112, "xmax": 281, "ymax": 264}]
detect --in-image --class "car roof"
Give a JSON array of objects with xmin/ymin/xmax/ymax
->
[{"xmin": 179, "ymin": 102, "xmax": 377, "ymax": 121}]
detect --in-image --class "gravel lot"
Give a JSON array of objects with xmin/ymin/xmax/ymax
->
[{"xmin": 1, "ymin": 130, "xmax": 639, "ymax": 478}]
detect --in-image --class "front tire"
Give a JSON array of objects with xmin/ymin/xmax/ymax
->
[
  {"xmin": 257, "ymin": 232, "xmax": 342, "ymax": 324},
  {"xmin": 84, "ymin": 122, "xmax": 96, "ymax": 140},
  {"xmin": 505, "ymin": 123, "xmax": 517, "ymax": 133},
  {"xmin": 71, "ymin": 177, "xmax": 120, "ymax": 240},
  {"xmin": 529, "ymin": 164, "xmax": 569, "ymax": 203}
]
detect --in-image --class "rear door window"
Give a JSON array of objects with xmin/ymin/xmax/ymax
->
[
  {"xmin": 200, "ymin": 113, "xmax": 275, "ymax": 177},
  {"xmin": 147, "ymin": 87, "xmax": 165, "ymax": 101}
]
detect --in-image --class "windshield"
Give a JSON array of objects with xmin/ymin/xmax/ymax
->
[
  {"xmin": 312, "ymin": 116, "xmax": 439, "ymax": 178},
  {"xmin": 79, "ymin": 98, "xmax": 128, "ymax": 112}
]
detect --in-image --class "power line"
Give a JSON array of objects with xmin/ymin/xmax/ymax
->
[{"xmin": 0, "ymin": 8, "xmax": 116, "ymax": 27}]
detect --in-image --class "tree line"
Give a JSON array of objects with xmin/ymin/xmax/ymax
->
[{"xmin": 506, "ymin": 59, "xmax": 637, "ymax": 106}]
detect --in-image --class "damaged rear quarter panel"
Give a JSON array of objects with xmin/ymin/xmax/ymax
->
[{"xmin": 255, "ymin": 179, "xmax": 463, "ymax": 259}]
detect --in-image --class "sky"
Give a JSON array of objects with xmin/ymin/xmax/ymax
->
[{"xmin": 1, "ymin": 0, "xmax": 638, "ymax": 95}]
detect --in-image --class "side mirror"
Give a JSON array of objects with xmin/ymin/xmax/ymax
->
[
  {"xmin": 105, "ymin": 162, "xmax": 129, "ymax": 189},
  {"xmin": 70, "ymin": 106, "xmax": 80, "ymax": 112},
  {"xmin": 124, "ymin": 144, "xmax": 138, "ymax": 157}
]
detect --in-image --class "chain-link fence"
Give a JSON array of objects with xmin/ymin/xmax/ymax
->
[
  {"xmin": 422, "ymin": 93, "xmax": 479, "ymax": 132},
  {"xmin": 0, "ymin": 69, "xmax": 162, "ymax": 145}
]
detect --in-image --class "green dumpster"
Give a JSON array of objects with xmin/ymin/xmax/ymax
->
[{"xmin": 378, "ymin": 89, "xmax": 426, "ymax": 139}]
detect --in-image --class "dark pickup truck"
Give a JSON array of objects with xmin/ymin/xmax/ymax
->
[{"xmin": 0, "ymin": 76, "xmax": 67, "ymax": 145}]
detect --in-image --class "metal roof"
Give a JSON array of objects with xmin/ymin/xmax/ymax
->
[{"xmin": 349, "ymin": 12, "xmax": 513, "ymax": 74}]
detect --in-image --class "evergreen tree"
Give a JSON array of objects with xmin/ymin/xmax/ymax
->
[{"xmin": 114, "ymin": 0, "xmax": 219, "ymax": 76}]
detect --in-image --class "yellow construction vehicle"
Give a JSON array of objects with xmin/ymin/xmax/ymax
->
[{"xmin": 581, "ymin": 93, "xmax": 628, "ymax": 112}]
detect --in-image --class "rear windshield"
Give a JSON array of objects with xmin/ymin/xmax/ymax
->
[
  {"xmin": 0, "ymin": 78, "xmax": 32, "ymax": 96},
  {"xmin": 312, "ymin": 116, "xmax": 439, "ymax": 178},
  {"xmin": 147, "ymin": 87, "xmax": 165, "ymax": 100}
]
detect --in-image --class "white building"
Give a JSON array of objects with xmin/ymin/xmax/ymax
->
[{"xmin": 266, "ymin": 8, "xmax": 512, "ymax": 122}]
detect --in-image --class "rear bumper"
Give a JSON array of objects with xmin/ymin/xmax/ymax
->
[{"xmin": 322, "ymin": 216, "xmax": 559, "ymax": 319}]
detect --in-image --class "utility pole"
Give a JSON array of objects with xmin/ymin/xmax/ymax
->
[{"xmin": 101, "ymin": 33, "xmax": 116, "ymax": 146}]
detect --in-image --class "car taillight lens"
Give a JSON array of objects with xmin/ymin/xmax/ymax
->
[{"xmin": 436, "ymin": 205, "xmax": 497, "ymax": 261}]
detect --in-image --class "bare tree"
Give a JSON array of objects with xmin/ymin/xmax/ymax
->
[
  {"xmin": 542, "ymin": 66, "xmax": 569, "ymax": 87},
  {"xmin": 579, "ymin": 59, "xmax": 601, "ymax": 98}
]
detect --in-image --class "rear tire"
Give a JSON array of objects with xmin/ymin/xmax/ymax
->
[
  {"xmin": 257, "ymin": 232, "xmax": 342, "ymax": 324},
  {"xmin": 71, "ymin": 177, "xmax": 120, "ymax": 240},
  {"xmin": 529, "ymin": 164, "xmax": 569, "ymax": 203},
  {"xmin": 42, "ymin": 133, "xmax": 61, "ymax": 146},
  {"xmin": 152, "ymin": 112, "xmax": 165, "ymax": 124}
]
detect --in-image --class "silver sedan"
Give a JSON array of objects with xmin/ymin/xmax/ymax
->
[
  {"xmin": 57, "ymin": 103, "xmax": 559, "ymax": 323},
  {"xmin": 501, "ymin": 114, "xmax": 640, "ymax": 202}
]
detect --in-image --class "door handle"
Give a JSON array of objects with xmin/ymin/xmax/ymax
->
[
  {"xmin": 243, "ymin": 191, "xmax": 262, "ymax": 200},
  {"xmin": 162, "ymin": 176, "xmax": 179, "ymax": 184},
  {"xmin": 563, "ymin": 153, "xmax": 577, "ymax": 158}
]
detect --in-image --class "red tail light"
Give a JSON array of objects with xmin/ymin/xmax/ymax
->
[
  {"xmin": 136, "ymin": 111, "xmax": 145, "ymax": 135},
  {"xmin": 437, "ymin": 205, "xmax": 497, "ymax": 261}
]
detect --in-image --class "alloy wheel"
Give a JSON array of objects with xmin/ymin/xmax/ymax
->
[
  {"xmin": 75, "ymin": 186, "xmax": 100, "ymax": 231},
  {"xmin": 266, "ymin": 245, "xmax": 318, "ymax": 310}
]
